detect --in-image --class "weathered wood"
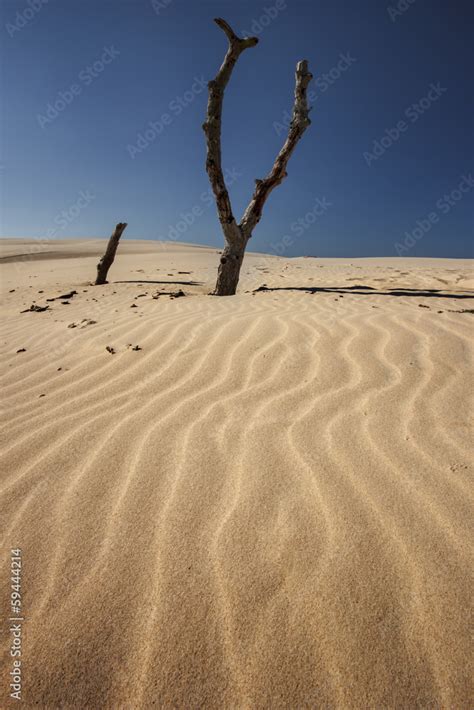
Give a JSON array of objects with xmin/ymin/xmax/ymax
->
[
  {"xmin": 203, "ymin": 18, "xmax": 312, "ymax": 296},
  {"xmin": 214, "ymin": 241, "xmax": 246, "ymax": 296},
  {"xmin": 239, "ymin": 60, "xmax": 313, "ymax": 238},
  {"xmin": 95, "ymin": 222, "xmax": 127, "ymax": 285}
]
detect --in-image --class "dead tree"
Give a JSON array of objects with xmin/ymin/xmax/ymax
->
[
  {"xmin": 203, "ymin": 18, "xmax": 312, "ymax": 296},
  {"xmin": 95, "ymin": 222, "xmax": 127, "ymax": 285}
]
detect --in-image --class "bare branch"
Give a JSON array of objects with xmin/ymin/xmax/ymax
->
[
  {"xmin": 239, "ymin": 60, "xmax": 313, "ymax": 238},
  {"xmin": 213, "ymin": 18, "xmax": 238, "ymax": 45},
  {"xmin": 214, "ymin": 18, "xmax": 259, "ymax": 59},
  {"xmin": 202, "ymin": 19, "xmax": 258, "ymax": 239}
]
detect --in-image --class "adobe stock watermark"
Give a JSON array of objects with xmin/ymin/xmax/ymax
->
[
  {"xmin": 273, "ymin": 53, "xmax": 356, "ymax": 136},
  {"xmin": 12, "ymin": 190, "xmax": 96, "ymax": 278},
  {"xmin": 127, "ymin": 76, "xmax": 207, "ymax": 159},
  {"xmin": 151, "ymin": 0, "xmax": 173, "ymax": 16},
  {"xmin": 44, "ymin": 189, "xmax": 96, "ymax": 239},
  {"xmin": 37, "ymin": 46, "xmax": 120, "ymax": 128},
  {"xmin": 364, "ymin": 82, "xmax": 447, "ymax": 166},
  {"xmin": 387, "ymin": 0, "xmax": 417, "ymax": 23},
  {"xmin": 10, "ymin": 189, "xmax": 95, "ymax": 283},
  {"xmin": 5, "ymin": 0, "xmax": 49, "ymax": 38},
  {"xmin": 11, "ymin": 190, "xmax": 96, "ymax": 276},
  {"xmin": 268, "ymin": 196, "xmax": 332, "ymax": 257},
  {"xmin": 9, "ymin": 549, "xmax": 23, "ymax": 701},
  {"xmin": 240, "ymin": 0, "xmax": 287, "ymax": 37},
  {"xmin": 395, "ymin": 174, "xmax": 474, "ymax": 255},
  {"xmin": 160, "ymin": 167, "xmax": 242, "ymax": 242}
]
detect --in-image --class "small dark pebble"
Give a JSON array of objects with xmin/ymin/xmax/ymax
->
[
  {"xmin": 16, "ymin": 348, "xmax": 26, "ymax": 353},
  {"xmin": 39, "ymin": 394, "xmax": 46, "ymax": 398},
  {"xmin": 106, "ymin": 346, "xmax": 115, "ymax": 355}
]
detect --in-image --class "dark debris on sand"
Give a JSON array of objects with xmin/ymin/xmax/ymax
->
[{"xmin": 21, "ymin": 304, "xmax": 50, "ymax": 313}]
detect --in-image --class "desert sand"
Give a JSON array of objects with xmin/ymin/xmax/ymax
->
[{"xmin": 0, "ymin": 238, "xmax": 473, "ymax": 708}]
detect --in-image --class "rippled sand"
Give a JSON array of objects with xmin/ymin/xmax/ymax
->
[{"xmin": 1, "ymin": 239, "xmax": 473, "ymax": 708}]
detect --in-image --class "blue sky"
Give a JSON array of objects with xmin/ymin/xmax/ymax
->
[{"xmin": 1, "ymin": 0, "xmax": 472, "ymax": 257}]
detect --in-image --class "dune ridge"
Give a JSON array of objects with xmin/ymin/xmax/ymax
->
[{"xmin": 0, "ymin": 239, "xmax": 473, "ymax": 708}]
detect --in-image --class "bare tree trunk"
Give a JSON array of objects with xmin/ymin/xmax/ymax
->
[
  {"xmin": 95, "ymin": 222, "xmax": 127, "ymax": 285},
  {"xmin": 203, "ymin": 18, "xmax": 312, "ymax": 296},
  {"xmin": 215, "ymin": 242, "xmax": 246, "ymax": 296}
]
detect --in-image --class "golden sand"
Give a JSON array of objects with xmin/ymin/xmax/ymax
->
[{"xmin": 1, "ymin": 239, "xmax": 473, "ymax": 708}]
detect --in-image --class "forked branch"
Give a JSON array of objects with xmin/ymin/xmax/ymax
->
[{"xmin": 203, "ymin": 18, "xmax": 312, "ymax": 295}]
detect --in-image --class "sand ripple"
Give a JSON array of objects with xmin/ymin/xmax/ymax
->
[{"xmin": 1, "ymin": 243, "xmax": 473, "ymax": 708}]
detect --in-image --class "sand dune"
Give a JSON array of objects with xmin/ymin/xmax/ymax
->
[{"xmin": 0, "ymin": 239, "xmax": 473, "ymax": 708}]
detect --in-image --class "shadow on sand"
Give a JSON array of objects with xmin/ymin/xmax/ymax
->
[
  {"xmin": 252, "ymin": 285, "xmax": 474, "ymax": 300},
  {"xmin": 115, "ymin": 279, "xmax": 203, "ymax": 286}
]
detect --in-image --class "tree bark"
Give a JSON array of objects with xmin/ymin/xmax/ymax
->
[
  {"xmin": 203, "ymin": 18, "xmax": 312, "ymax": 296},
  {"xmin": 95, "ymin": 222, "xmax": 127, "ymax": 285},
  {"xmin": 214, "ymin": 242, "xmax": 246, "ymax": 296}
]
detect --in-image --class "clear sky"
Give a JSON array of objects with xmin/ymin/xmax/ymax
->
[{"xmin": 1, "ymin": 0, "xmax": 472, "ymax": 257}]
